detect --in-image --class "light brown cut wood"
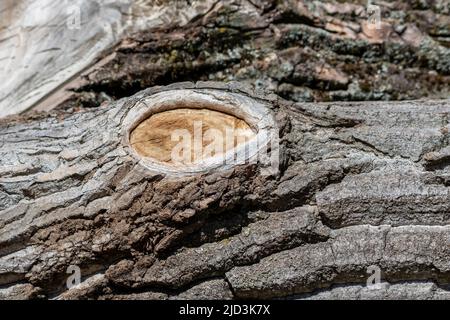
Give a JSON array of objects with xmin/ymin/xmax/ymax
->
[{"xmin": 130, "ymin": 108, "xmax": 256, "ymax": 165}]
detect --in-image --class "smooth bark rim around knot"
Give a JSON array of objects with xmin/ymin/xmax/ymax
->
[{"xmin": 122, "ymin": 89, "xmax": 278, "ymax": 176}]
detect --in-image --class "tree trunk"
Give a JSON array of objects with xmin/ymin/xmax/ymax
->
[
  {"xmin": 1, "ymin": 82, "xmax": 450, "ymax": 300},
  {"xmin": 1, "ymin": 0, "xmax": 450, "ymax": 301},
  {"xmin": 38, "ymin": 0, "xmax": 449, "ymax": 115}
]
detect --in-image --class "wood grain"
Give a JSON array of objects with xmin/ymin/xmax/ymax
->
[{"xmin": 130, "ymin": 108, "xmax": 256, "ymax": 164}]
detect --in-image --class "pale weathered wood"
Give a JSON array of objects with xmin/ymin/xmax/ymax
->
[{"xmin": 0, "ymin": 0, "xmax": 218, "ymax": 117}]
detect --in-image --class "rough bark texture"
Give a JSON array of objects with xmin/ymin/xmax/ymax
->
[
  {"xmin": 1, "ymin": 82, "xmax": 450, "ymax": 300},
  {"xmin": 32, "ymin": 0, "xmax": 450, "ymax": 115},
  {"xmin": 1, "ymin": 0, "xmax": 450, "ymax": 301}
]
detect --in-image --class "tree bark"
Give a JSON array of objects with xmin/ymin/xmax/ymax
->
[
  {"xmin": 1, "ymin": 82, "xmax": 450, "ymax": 300},
  {"xmin": 39, "ymin": 0, "xmax": 450, "ymax": 114}
]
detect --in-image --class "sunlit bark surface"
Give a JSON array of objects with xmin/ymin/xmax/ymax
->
[{"xmin": 0, "ymin": 0, "xmax": 449, "ymax": 300}]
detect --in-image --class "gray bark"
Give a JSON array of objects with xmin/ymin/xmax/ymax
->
[
  {"xmin": 0, "ymin": 82, "xmax": 449, "ymax": 299},
  {"xmin": 44, "ymin": 0, "xmax": 450, "ymax": 114}
]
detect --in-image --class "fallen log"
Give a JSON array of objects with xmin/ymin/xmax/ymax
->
[{"xmin": 0, "ymin": 82, "xmax": 449, "ymax": 299}]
